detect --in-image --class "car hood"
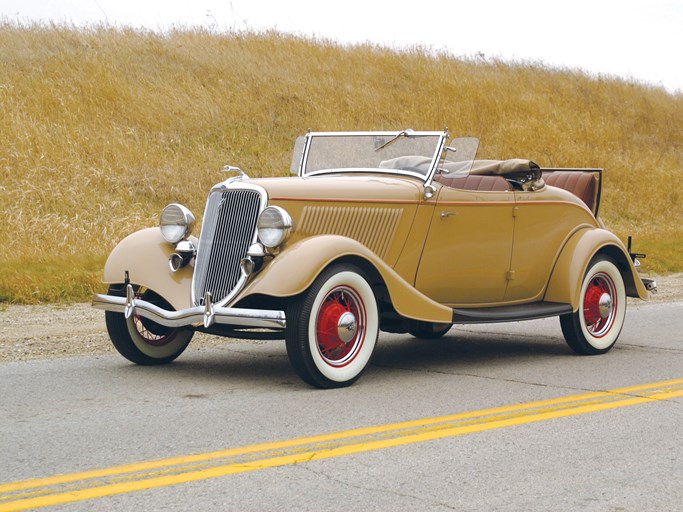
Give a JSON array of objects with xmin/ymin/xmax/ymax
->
[{"xmin": 247, "ymin": 174, "xmax": 424, "ymax": 202}]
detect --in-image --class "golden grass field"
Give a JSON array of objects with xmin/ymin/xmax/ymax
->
[{"xmin": 1, "ymin": 23, "xmax": 681, "ymax": 303}]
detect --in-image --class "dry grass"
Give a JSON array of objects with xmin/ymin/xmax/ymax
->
[{"xmin": 1, "ymin": 23, "xmax": 681, "ymax": 303}]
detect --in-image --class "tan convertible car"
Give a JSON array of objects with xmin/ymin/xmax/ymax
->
[{"xmin": 93, "ymin": 130, "xmax": 656, "ymax": 388}]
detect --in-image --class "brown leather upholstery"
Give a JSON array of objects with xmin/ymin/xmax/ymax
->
[
  {"xmin": 434, "ymin": 174, "xmax": 512, "ymax": 192},
  {"xmin": 542, "ymin": 171, "xmax": 598, "ymax": 211},
  {"xmin": 435, "ymin": 170, "xmax": 598, "ymax": 212}
]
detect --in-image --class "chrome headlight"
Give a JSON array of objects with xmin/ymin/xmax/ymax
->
[
  {"xmin": 159, "ymin": 203, "xmax": 195, "ymax": 244},
  {"xmin": 257, "ymin": 206, "xmax": 292, "ymax": 248}
]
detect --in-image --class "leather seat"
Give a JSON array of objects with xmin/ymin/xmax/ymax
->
[{"xmin": 543, "ymin": 171, "xmax": 597, "ymax": 211}]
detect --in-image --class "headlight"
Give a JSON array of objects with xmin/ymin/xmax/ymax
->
[
  {"xmin": 257, "ymin": 206, "xmax": 292, "ymax": 248},
  {"xmin": 159, "ymin": 203, "xmax": 195, "ymax": 244}
]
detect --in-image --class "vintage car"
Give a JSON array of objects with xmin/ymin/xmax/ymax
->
[{"xmin": 93, "ymin": 130, "xmax": 656, "ymax": 388}]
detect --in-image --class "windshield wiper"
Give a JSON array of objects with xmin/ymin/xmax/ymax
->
[{"xmin": 374, "ymin": 128, "xmax": 414, "ymax": 152}]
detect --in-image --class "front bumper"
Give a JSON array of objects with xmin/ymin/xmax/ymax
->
[{"xmin": 92, "ymin": 284, "xmax": 286, "ymax": 330}]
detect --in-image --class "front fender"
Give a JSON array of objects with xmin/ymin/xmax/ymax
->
[
  {"xmin": 545, "ymin": 228, "xmax": 647, "ymax": 310},
  {"xmin": 102, "ymin": 227, "xmax": 195, "ymax": 311},
  {"xmin": 241, "ymin": 235, "xmax": 453, "ymax": 323}
]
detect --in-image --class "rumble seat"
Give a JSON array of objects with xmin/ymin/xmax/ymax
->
[
  {"xmin": 434, "ymin": 174, "xmax": 512, "ymax": 192},
  {"xmin": 542, "ymin": 170, "xmax": 598, "ymax": 212}
]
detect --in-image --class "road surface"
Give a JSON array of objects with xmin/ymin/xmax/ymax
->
[{"xmin": 1, "ymin": 301, "xmax": 681, "ymax": 511}]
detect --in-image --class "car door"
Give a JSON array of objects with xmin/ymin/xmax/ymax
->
[{"xmin": 415, "ymin": 181, "xmax": 514, "ymax": 306}]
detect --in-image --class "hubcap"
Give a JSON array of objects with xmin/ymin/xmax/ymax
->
[
  {"xmin": 337, "ymin": 311, "xmax": 358, "ymax": 343},
  {"xmin": 598, "ymin": 293, "xmax": 612, "ymax": 318},
  {"xmin": 315, "ymin": 286, "xmax": 366, "ymax": 366}
]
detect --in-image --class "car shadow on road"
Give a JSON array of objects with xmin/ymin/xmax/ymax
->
[
  {"xmin": 111, "ymin": 327, "xmax": 571, "ymax": 388},
  {"xmin": 114, "ymin": 341, "xmax": 297, "ymax": 388},
  {"xmin": 371, "ymin": 327, "xmax": 570, "ymax": 374}
]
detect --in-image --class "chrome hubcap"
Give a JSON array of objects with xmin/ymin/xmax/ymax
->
[
  {"xmin": 598, "ymin": 293, "xmax": 612, "ymax": 318},
  {"xmin": 337, "ymin": 311, "xmax": 358, "ymax": 343}
]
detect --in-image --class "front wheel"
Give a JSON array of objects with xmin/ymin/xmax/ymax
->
[
  {"xmin": 560, "ymin": 257, "xmax": 626, "ymax": 355},
  {"xmin": 105, "ymin": 285, "xmax": 193, "ymax": 365},
  {"xmin": 285, "ymin": 264, "xmax": 379, "ymax": 388}
]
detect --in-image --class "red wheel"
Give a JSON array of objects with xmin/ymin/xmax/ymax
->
[
  {"xmin": 286, "ymin": 265, "xmax": 379, "ymax": 388},
  {"xmin": 315, "ymin": 286, "xmax": 367, "ymax": 366},
  {"xmin": 581, "ymin": 272, "xmax": 618, "ymax": 338},
  {"xmin": 560, "ymin": 257, "xmax": 626, "ymax": 355}
]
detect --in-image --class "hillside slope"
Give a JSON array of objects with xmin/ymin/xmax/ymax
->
[{"xmin": 0, "ymin": 24, "xmax": 681, "ymax": 302}]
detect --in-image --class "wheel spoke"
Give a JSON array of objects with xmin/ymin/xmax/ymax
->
[{"xmin": 131, "ymin": 290, "xmax": 177, "ymax": 346}]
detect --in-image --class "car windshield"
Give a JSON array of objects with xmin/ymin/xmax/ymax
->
[{"xmin": 300, "ymin": 131, "xmax": 445, "ymax": 180}]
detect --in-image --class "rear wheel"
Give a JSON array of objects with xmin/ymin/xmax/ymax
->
[
  {"xmin": 105, "ymin": 285, "xmax": 193, "ymax": 365},
  {"xmin": 560, "ymin": 257, "xmax": 626, "ymax": 355},
  {"xmin": 285, "ymin": 264, "xmax": 379, "ymax": 388}
]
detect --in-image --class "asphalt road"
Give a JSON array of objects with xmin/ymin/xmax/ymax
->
[{"xmin": 1, "ymin": 301, "xmax": 682, "ymax": 511}]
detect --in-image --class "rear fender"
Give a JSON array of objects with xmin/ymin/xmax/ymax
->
[
  {"xmin": 102, "ymin": 228, "xmax": 195, "ymax": 311},
  {"xmin": 545, "ymin": 228, "xmax": 647, "ymax": 310},
  {"xmin": 241, "ymin": 235, "xmax": 453, "ymax": 323}
]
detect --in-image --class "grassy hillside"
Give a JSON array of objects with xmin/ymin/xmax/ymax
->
[{"xmin": 0, "ymin": 23, "xmax": 681, "ymax": 303}]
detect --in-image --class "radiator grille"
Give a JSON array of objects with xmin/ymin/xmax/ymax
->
[{"xmin": 193, "ymin": 188, "xmax": 262, "ymax": 306}]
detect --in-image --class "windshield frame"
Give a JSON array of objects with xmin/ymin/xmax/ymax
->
[{"xmin": 297, "ymin": 130, "xmax": 449, "ymax": 182}]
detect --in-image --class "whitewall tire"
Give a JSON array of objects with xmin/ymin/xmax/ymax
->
[
  {"xmin": 285, "ymin": 264, "xmax": 379, "ymax": 388},
  {"xmin": 560, "ymin": 257, "xmax": 626, "ymax": 355}
]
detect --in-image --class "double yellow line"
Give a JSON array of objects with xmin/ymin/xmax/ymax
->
[{"xmin": 2, "ymin": 377, "xmax": 682, "ymax": 511}]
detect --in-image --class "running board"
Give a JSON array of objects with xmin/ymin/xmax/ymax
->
[{"xmin": 452, "ymin": 302, "xmax": 573, "ymax": 324}]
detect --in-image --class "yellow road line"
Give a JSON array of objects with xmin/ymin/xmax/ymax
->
[{"xmin": 1, "ymin": 377, "xmax": 681, "ymax": 511}]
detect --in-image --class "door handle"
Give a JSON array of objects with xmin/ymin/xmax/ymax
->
[{"xmin": 440, "ymin": 211, "xmax": 458, "ymax": 220}]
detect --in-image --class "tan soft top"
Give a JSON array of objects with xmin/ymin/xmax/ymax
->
[
  {"xmin": 442, "ymin": 159, "xmax": 539, "ymax": 176},
  {"xmin": 379, "ymin": 156, "xmax": 540, "ymax": 177}
]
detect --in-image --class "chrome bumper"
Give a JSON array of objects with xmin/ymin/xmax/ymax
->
[{"xmin": 92, "ymin": 284, "xmax": 286, "ymax": 330}]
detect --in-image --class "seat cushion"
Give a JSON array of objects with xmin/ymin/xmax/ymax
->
[{"xmin": 543, "ymin": 171, "xmax": 597, "ymax": 211}]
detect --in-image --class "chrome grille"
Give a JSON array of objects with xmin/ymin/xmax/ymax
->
[{"xmin": 193, "ymin": 188, "xmax": 263, "ymax": 306}]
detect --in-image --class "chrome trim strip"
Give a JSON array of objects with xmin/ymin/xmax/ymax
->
[
  {"xmin": 424, "ymin": 131, "xmax": 449, "ymax": 188},
  {"xmin": 295, "ymin": 133, "xmax": 312, "ymax": 177},
  {"xmin": 304, "ymin": 167, "xmax": 429, "ymax": 180},
  {"xmin": 92, "ymin": 292, "xmax": 286, "ymax": 330},
  {"xmin": 307, "ymin": 130, "xmax": 447, "ymax": 137}
]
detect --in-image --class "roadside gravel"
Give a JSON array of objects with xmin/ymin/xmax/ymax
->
[
  {"xmin": 0, "ymin": 304, "xmax": 232, "ymax": 362},
  {"xmin": 1, "ymin": 274, "xmax": 680, "ymax": 362}
]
